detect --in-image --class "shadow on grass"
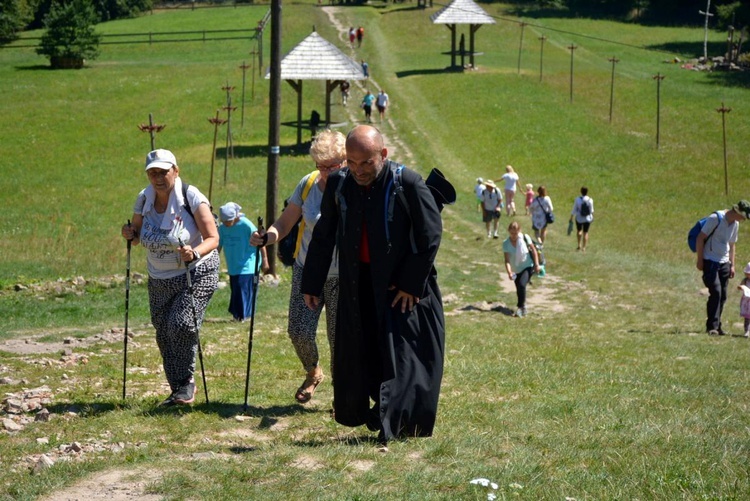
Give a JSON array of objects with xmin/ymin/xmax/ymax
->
[
  {"xmin": 14, "ymin": 65, "xmax": 56, "ymax": 71},
  {"xmin": 46, "ymin": 402, "xmax": 119, "ymax": 416},
  {"xmin": 293, "ymin": 433, "xmax": 382, "ymax": 448},
  {"xmin": 646, "ymin": 40, "xmax": 732, "ymax": 58},
  {"xmin": 396, "ymin": 67, "xmax": 464, "ymax": 78},
  {"xmin": 136, "ymin": 401, "xmax": 317, "ymax": 419},
  {"xmin": 457, "ymin": 303, "xmax": 516, "ymax": 316},
  {"xmin": 215, "ymin": 143, "xmax": 311, "ymax": 158}
]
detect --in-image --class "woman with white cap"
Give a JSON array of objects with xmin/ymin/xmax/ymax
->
[
  {"xmin": 217, "ymin": 202, "xmax": 269, "ymax": 322},
  {"xmin": 121, "ymin": 149, "xmax": 219, "ymax": 406}
]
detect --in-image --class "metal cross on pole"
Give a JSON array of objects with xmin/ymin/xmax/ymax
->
[
  {"xmin": 699, "ymin": 0, "xmax": 714, "ymax": 62},
  {"xmin": 568, "ymin": 44, "xmax": 578, "ymax": 103},
  {"xmin": 652, "ymin": 73, "xmax": 665, "ymax": 149},
  {"xmin": 207, "ymin": 110, "xmax": 227, "ymax": 205},
  {"xmin": 239, "ymin": 61, "xmax": 251, "ymax": 128},
  {"xmin": 716, "ymin": 102, "xmax": 732, "ymax": 195},
  {"xmin": 538, "ymin": 35, "xmax": 547, "ymax": 82},
  {"xmin": 137, "ymin": 113, "xmax": 166, "ymax": 150},
  {"xmin": 608, "ymin": 56, "xmax": 620, "ymax": 123},
  {"xmin": 517, "ymin": 22, "xmax": 527, "ymax": 75}
]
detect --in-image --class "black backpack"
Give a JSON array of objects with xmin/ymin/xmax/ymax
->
[
  {"xmin": 277, "ymin": 199, "xmax": 299, "ymax": 267},
  {"xmin": 579, "ymin": 197, "xmax": 591, "ymax": 217},
  {"xmin": 181, "ymin": 182, "xmax": 218, "ymax": 227}
]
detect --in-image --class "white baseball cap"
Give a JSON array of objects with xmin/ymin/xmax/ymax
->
[{"xmin": 145, "ymin": 149, "xmax": 177, "ymax": 171}]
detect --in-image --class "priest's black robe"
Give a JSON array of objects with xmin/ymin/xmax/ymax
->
[{"xmin": 301, "ymin": 162, "xmax": 445, "ymax": 441}]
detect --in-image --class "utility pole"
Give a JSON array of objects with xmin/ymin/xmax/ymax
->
[
  {"xmin": 266, "ymin": 0, "xmax": 281, "ymax": 275},
  {"xmin": 517, "ymin": 22, "xmax": 526, "ymax": 75},
  {"xmin": 608, "ymin": 56, "xmax": 619, "ymax": 123},
  {"xmin": 716, "ymin": 103, "xmax": 732, "ymax": 195},
  {"xmin": 653, "ymin": 73, "xmax": 665, "ymax": 149},
  {"xmin": 239, "ymin": 61, "xmax": 251, "ymax": 127},
  {"xmin": 538, "ymin": 35, "xmax": 547, "ymax": 82},
  {"xmin": 699, "ymin": 0, "xmax": 714, "ymax": 61},
  {"xmin": 568, "ymin": 44, "xmax": 577, "ymax": 103}
]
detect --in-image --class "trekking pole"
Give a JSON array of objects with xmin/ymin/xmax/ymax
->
[
  {"xmin": 179, "ymin": 238, "xmax": 210, "ymax": 404},
  {"xmin": 243, "ymin": 217, "xmax": 264, "ymax": 411},
  {"xmin": 123, "ymin": 220, "xmax": 132, "ymax": 400}
]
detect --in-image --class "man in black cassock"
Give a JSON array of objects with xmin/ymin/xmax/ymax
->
[{"xmin": 301, "ymin": 125, "xmax": 445, "ymax": 445}]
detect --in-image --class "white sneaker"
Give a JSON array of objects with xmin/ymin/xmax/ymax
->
[
  {"xmin": 745, "ymin": 331, "xmax": 750, "ymax": 339},
  {"xmin": 515, "ymin": 308, "xmax": 524, "ymax": 318},
  {"xmin": 493, "ymin": 231, "xmax": 499, "ymax": 238},
  {"xmin": 487, "ymin": 232, "xmax": 491, "ymax": 238}
]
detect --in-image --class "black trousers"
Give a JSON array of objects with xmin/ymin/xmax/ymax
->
[
  {"xmin": 702, "ymin": 259, "xmax": 732, "ymax": 332},
  {"xmin": 514, "ymin": 266, "xmax": 535, "ymax": 309}
]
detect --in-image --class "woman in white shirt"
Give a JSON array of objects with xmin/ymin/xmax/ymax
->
[
  {"xmin": 121, "ymin": 149, "xmax": 220, "ymax": 407},
  {"xmin": 496, "ymin": 165, "xmax": 519, "ymax": 216},
  {"xmin": 530, "ymin": 185, "xmax": 554, "ymax": 245}
]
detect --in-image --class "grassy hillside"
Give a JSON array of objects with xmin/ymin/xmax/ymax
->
[{"xmin": 1, "ymin": 2, "xmax": 750, "ymax": 500}]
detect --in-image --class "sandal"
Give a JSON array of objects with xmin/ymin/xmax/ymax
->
[{"xmin": 295, "ymin": 371, "xmax": 324, "ymax": 403}]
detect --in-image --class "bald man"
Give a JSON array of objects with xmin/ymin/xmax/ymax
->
[{"xmin": 302, "ymin": 125, "xmax": 445, "ymax": 445}]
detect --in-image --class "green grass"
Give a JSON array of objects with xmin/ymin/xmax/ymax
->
[{"xmin": 2, "ymin": 2, "xmax": 750, "ymax": 500}]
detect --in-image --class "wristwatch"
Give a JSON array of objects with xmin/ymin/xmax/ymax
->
[{"xmin": 192, "ymin": 249, "xmax": 201, "ymax": 262}]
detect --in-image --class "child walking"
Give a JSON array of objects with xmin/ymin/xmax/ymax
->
[
  {"xmin": 524, "ymin": 183, "xmax": 534, "ymax": 215},
  {"xmin": 739, "ymin": 262, "xmax": 750, "ymax": 338}
]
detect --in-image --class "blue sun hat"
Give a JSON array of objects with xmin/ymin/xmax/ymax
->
[{"xmin": 219, "ymin": 202, "xmax": 242, "ymax": 222}]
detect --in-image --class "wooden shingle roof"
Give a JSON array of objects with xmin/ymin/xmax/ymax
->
[
  {"xmin": 430, "ymin": 0, "xmax": 496, "ymax": 25},
  {"xmin": 267, "ymin": 31, "xmax": 365, "ymax": 81}
]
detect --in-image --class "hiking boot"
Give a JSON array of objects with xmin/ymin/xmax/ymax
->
[{"xmin": 173, "ymin": 382, "xmax": 195, "ymax": 405}]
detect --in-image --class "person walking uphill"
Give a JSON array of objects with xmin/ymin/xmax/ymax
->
[
  {"xmin": 696, "ymin": 200, "xmax": 750, "ymax": 336},
  {"xmin": 218, "ymin": 202, "xmax": 269, "ymax": 322},
  {"xmin": 301, "ymin": 125, "xmax": 446, "ymax": 446},
  {"xmin": 570, "ymin": 186, "xmax": 594, "ymax": 252},
  {"xmin": 503, "ymin": 221, "xmax": 541, "ymax": 318},
  {"xmin": 250, "ymin": 130, "xmax": 345, "ymax": 405},
  {"xmin": 120, "ymin": 149, "xmax": 219, "ymax": 406}
]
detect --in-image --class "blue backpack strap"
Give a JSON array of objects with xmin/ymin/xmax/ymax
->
[{"xmin": 383, "ymin": 161, "xmax": 416, "ymax": 254}]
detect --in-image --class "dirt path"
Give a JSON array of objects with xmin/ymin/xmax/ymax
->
[
  {"xmin": 321, "ymin": 6, "xmax": 414, "ymax": 164},
  {"xmin": 40, "ymin": 468, "xmax": 162, "ymax": 501}
]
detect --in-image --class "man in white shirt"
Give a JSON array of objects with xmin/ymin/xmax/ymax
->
[
  {"xmin": 696, "ymin": 200, "xmax": 750, "ymax": 335},
  {"xmin": 376, "ymin": 90, "xmax": 389, "ymax": 123}
]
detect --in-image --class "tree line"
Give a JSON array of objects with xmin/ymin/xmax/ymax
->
[
  {"xmin": 505, "ymin": 0, "xmax": 749, "ymax": 28},
  {"xmin": 1, "ymin": 0, "xmax": 153, "ymax": 43}
]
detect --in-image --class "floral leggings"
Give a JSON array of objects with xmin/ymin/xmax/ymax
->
[
  {"xmin": 288, "ymin": 262, "xmax": 338, "ymax": 377},
  {"xmin": 148, "ymin": 252, "xmax": 219, "ymax": 391}
]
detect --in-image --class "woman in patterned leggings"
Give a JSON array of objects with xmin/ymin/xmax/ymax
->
[
  {"xmin": 121, "ymin": 149, "xmax": 219, "ymax": 406},
  {"xmin": 251, "ymin": 130, "xmax": 345, "ymax": 404}
]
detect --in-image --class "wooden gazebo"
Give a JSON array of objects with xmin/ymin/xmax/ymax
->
[
  {"xmin": 266, "ymin": 30, "xmax": 365, "ymax": 146},
  {"xmin": 430, "ymin": 0, "xmax": 496, "ymax": 69}
]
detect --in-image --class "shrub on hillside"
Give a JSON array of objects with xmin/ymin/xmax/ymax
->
[
  {"xmin": 0, "ymin": 0, "xmax": 34, "ymax": 43},
  {"xmin": 36, "ymin": 0, "xmax": 101, "ymax": 69}
]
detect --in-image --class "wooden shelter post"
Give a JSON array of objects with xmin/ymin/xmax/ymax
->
[
  {"xmin": 448, "ymin": 24, "xmax": 456, "ymax": 68},
  {"xmin": 286, "ymin": 79, "xmax": 303, "ymax": 146},
  {"xmin": 470, "ymin": 24, "xmax": 480, "ymax": 68}
]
